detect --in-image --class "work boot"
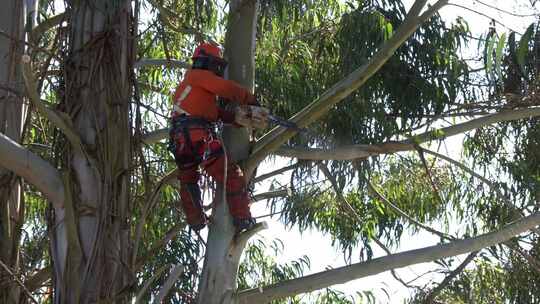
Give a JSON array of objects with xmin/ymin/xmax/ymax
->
[{"xmin": 233, "ymin": 217, "xmax": 256, "ymax": 233}]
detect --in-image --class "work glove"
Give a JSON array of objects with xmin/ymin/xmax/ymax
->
[{"xmin": 235, "ymin": 105, "xmax": 270, "ymax": 129}]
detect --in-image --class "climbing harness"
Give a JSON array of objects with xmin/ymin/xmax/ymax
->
[{"xmin": 168, "ymin": 114, "xmax": 224, "ymax": 169}]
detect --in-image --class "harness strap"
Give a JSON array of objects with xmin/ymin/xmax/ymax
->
[{"xmin": 170, "ymin": 114, "xmax": 222, "ymax": 167}]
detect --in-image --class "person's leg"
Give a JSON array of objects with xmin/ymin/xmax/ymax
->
[
  {"xmin": 178, "ymin": 166, "xmax": 207, "ymax": 230},
  {"xmin": 204, "ymin": 154, "xmax": 255, "ymax": 231},
  {"xmin": 170, "ymin": 124, "xmax": 207, "ymax": 230}
]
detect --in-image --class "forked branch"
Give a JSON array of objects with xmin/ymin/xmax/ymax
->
[
  {"xmin": 275, "ymin": 107, "xmax": 540, "ymax": 161},
  {"xmin": 236, "ymin": 212, "xmax": 540, "ymax": 303},
  {"xmin": 245, "ymin": 0, "xmax": 449, "ymax": 172}
]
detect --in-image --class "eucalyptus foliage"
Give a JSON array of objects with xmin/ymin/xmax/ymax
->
[{"xmin": 4, "ymin": 0, "xmax": 540, "ymax": 302}]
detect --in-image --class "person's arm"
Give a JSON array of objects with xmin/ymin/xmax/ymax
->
[{"xmin": 193, "ymin": 70, "xmax": 256, "ymax": 104}]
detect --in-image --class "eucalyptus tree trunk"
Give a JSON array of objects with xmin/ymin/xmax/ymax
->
[
  {"xmin": 195, "ymin": 1, "xmax": 259, "ymax": 303},
  {"xmin": 49, "ymin": 1, "xmax": 134, "ymax": 302},
  {"xmin": 0, "ymin": 1, "xmax": 27, "ymax": 302}
]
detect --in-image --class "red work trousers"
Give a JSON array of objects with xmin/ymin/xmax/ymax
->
[{"xmin": 170, "ymin": 124, "xmax": 252, "ymax": 226}]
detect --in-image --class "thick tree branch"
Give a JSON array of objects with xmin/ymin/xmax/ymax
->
[
  {"xmin": 245, "ymin": 0, "xmax": 449, "ymax": 172},
  {"xmin": 253, "ymin": 162, "xmax": 300, "ymax": 183},
  {"xmin": 30, "ymin": 13, "xmax": 66, "ymax": 42},
  {"xmin": 236, "ymin": 211, "xmax": 540, "ymax": 303},
  {"xmin": 155, "ymin": 265, "xmax": 185, "ymax": 303},
  {"xmin": 233, "ymin": 222, "xmax": 268, "ymax": 256},
  {"xmin": 25, "ymin": 266, "xmax": 51, "ymax": 292},
  {"xmin": 140, "ymin": 102, "xmax": 540, "ymax": 149},
  {"xmin": 372, "ymin": 237, "xmax": 420, "ymax": 290},
  {"xmin": 274, "ymin": 107, "xmax": 540, "ymax": 161},
  {"xmin": 134, "ymin": 58, "xmax": 190, "ymax": 69},
  {"xmin": 252, "ymin": 188, "xmax": 291, "ymax": 202},
  {"xmin": 135, "ymin": 264, "xmax": 170, "ymax": 304},
  {"xmin": 0, "ymin": 132, "xmax": 64, "ymax": 209},
  {"xmin": 135, "ymin": 223, "xmax": 185, "ymax": 271},
  {"xmin": 141, "ymin": 128, "xmax": 169, "ymax": 145},
  {"xmin": 276, "ymin": 142, "xmax": 413, "ymax": 160}
]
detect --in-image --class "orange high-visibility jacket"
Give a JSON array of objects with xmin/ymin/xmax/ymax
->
[{"xmin": 172, "ymin": 69, "xmax": 255, "ymax": 122}]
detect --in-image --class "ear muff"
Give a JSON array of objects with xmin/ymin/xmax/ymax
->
[{"xmin": 192, "ymin": 56, "xmax": 228, "ymax": 77}]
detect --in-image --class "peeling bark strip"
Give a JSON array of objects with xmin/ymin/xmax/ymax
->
[
  {"xmin": 236, "ymin": 212, "xmax": 540, "ymax": 303},
  {"xmin": 275, "ymin": 107, "xmax": 540, "ymax": 160},
  {"xmin": 48, "ymin": 0, "xmax": 135, "ymax": 302},
  {"xmin": 0, "ymin": 1, "xmax": 32, "ymax": 302},
  {"xmin": 246, "ymin": 0, "xmax": 449, "ymax": 172}
]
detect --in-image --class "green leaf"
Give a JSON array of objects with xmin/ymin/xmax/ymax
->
[
  {"xmin": 517, "ymin": 23, "xmax": 535, "ymax": 75},
  {"xmin": 485, "ymin": 34, "xmax": 496, "ymax": 73},
  {"xmin": 495, "ymin": 33, "xmax": 506, "ymax": 81},
  {"xmin": 385, "ymin": 22, "xmax": 393, "ymax": 40},
  {"xmin": 508, "ymin": 31, "xmax": 516, "ymax": 55}
]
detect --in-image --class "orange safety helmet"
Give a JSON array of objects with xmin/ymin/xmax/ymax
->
[
  {"xmin": 192, "ymin": 42, "xmax": 223, "ymax": 59},
  {"xmin": 191, "ymin": 42, "xmax": 227, "ymax": 76}
]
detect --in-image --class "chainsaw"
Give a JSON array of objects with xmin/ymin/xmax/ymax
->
[{"xmin": 266, "ymin": 114, "xmax": 308, "ymax": 133}]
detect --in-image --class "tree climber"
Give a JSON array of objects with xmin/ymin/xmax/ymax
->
[{"xmin": 169, "ymin": 42, "xmax": 268, "ymax": 233}]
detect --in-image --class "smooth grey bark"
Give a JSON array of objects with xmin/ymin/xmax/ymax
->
[
  {"xmin": 141, "ymin": 127, "xmax": 168, "ymax": 145},
  {"xmin": 237, "ymin": 212, "xmax": 540, "ymax": 303},
  {"xmin": 275, "ymin": 107, "xmax": 540, "ymax": 160},
  {"xmin": 48, "ymin": 1, "xmax": 134, "ymax": 303},
  {"xmin": 195, "ymin": 1, "xmax": 260, "ymax": 304},
  {"xmin": 0, "ymin": 133, "xmax": 64, "ymax": 207}
]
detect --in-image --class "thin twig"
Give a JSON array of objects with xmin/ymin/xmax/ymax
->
[
  {"xmin": 372, "ymin": 237, "xmax": 422, "ymax": 290},
  {"xmin": 423, "ymin": 252, "xmax": 477, "ymax": 303},
  {"xmin": 253, "ymin": 162, "xmax": 301, "ymax": 183},
  {"xmin": 416, "ymin": 148, "xmax": 444, "ymax": 206},
  {"xmin": 447, "ymin": 3, "xmax": 521, "ymax": 33},
  {"xmin": 0, "ymin": 260, "xmax": 40, "ymax": 304},
  {"xmin": 254, "ymin": 210, "xmax": 285, "ymax": 220},
  {"xmin": 367, "ymin": 181, "xmax": 455, "ymax": 241},
  {"xmin": 475, "ymin": 0, "xmax": 539, "ymax": 18},
  {"xmin": 506, "ymin": 243, "xmax": 540, "ymax": 274},
  {"xmin": 317, "ymin": 162, "xmax": 418, "ymax": 289},
  {"xmin": 0, "ymin": 29, "xmax": 60, "ymax": 60},
  {"xmin": 0, "ymin": 83, "xmax": 24, "ymax": 96},
  {"xmin": 420, "ymin": 148, "xmax": 523, "ymax": 217}
]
